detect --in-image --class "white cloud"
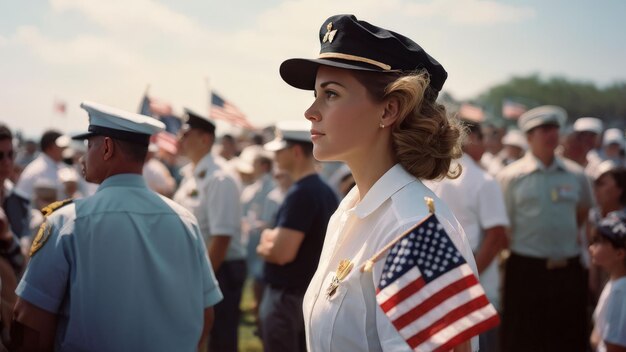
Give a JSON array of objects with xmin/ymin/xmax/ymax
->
[
  {"xmin": 0, "ymin": 35, "xmax": 7, "ymax": 47},
  {"xmin": 405, "ymin": 0, "xmax": 536, "ymax": 25},
  {"xmin": 13, "ymin": 26, "xmax": 138, "ymax": 67},
  {"xmin": 50, "ymin": 0, "xmax": 199, "ymax": 36},
  {"xmin": 1, "ymin": 0, "xmax": 541, "ymax": 134}
]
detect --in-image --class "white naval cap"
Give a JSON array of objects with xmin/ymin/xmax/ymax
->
[
  {"xmin": 502, "ymin": 129, "xmax": 528, "ymax": 150},
  {"xmin": 73, "ymin": 101, "xmax": 165, "ymax": 145},
  {"xmin": 518, "ymin": 105, "xmax": 567, "ymax": 133},
  {"xmin": 573, "ymin": 117, "xmax": 603, "ymax": 135},
  {"xmin": 603, "ymin": 128, "xmax": 625, "ymax": 148},
  {"xmin": 593, "ymin": 159, "xmax": 620, "ymax": 180},
  {"xmin": 264, "ymin": 120, "xmax": 311, "ymax": 152}
]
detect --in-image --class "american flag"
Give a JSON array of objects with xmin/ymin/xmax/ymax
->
[
  {"xmin": 210, "ymin": 92, "xmax": 255, "ymax": 129},
  {"xmin": 151, "ymin": 131, "xmax": 178, "ymax": 155},
  {"xmin": 376, "ymin": 215, "xmax": 499, "ymax": 352},
  {"xmin": 138, "ymin": 94, "xmax": 182, "ymax": 135},
  {"xmin": 502, "ymin": 99, "xmax": 527, "ymax": 120},
  {"xmin": 458, "ymin": 103, "xmax": 484, "ymax": 123},
  {"xmin": 54, "ymin": 100, "xmax": 67, "ymax": 115}
]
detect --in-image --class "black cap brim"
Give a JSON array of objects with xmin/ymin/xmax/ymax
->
[
  {"xmin": 71, "ymin": 132, "xmax": 96, "ymax": 141},
  {"xmin": 280, "ymin": 58, "xmax": 397, "ymax": 91}
]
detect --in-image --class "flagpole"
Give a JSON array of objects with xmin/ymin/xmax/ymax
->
[
  {"xmin": 204, "ymin": 76, "xmax": 211, "ymax": 113},
  {"xmin": 361, "ymin": 197, "xmax": 436, "ymax": 273}
]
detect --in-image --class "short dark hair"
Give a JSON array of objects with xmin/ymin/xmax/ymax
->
[
  {"xmin": 0, "ymin": 124, "xmax": 12, "ymax": 142},
  {"xmin": 287, "ymin": 141, "xmax": 314, "ymax": 157},
  {"xmin": 40, "ymin": 130, "xmax": 62, "ymax": 152},
  {"xmin": 113, "ymin": 139, "xmax": 148, "ymax": 163},
  {"xmin": 606, "ymin": 167, "xmax": 626, "ymax": 205}
]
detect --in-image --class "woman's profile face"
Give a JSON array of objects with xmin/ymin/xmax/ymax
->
[{"xmin": 305, "ymin": 66, "xmax": 384, "ymax": 163}]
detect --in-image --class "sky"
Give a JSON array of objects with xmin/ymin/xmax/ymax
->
[{"xmin": 1, "ymin": 0, "xmax": 625, "ymax": 138}]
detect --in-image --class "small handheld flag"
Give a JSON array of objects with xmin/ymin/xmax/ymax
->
[{"xmin": 366, "ymin": 197, "xmax": 500, "ymax": 351}]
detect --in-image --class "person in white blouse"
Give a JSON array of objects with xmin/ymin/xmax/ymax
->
[
  {"xmin": 15, "ymin": 130, "xmax": 68, "ymax": 204},
  {"xmin": 279, "ymin": 14, "xmax": 479, "ymax": 352}
]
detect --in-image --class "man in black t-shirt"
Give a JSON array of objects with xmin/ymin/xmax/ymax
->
[{"xmin": 257, "ymin": 121, "xmax": 338, "ymax": 352}]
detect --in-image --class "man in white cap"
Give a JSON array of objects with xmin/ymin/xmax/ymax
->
[
  {"xmin": 257, "ymin": 120, "xmax": 338, "ymax": 352},
  {"xmin": 497, "ymin": 105, "xmax": 594, "ymax": 352},
  {"xmin": 173, "ymin": 108, "xmax": 245, "ymax": 352},
  {"xmin": 12, "ymin": 101, "xmax": 222, "ymax": 352},
  {"xmin": 15, "ymin": 130, "xmax": 69, "ymax": 204}
]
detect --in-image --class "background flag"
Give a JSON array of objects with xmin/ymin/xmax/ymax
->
[
  {"xmin": 150, "ymin": 131, "xmax": 178, "ymax": 155},
  {"xmin": 502, "ymin": 99, "xmax": 527, "ymax": 120},
  {"xmin": 458, "ymin": 103, "xmax": 484, "ymax": 123},
  {"xmin": 54, "ymin": 99, "xmax": 67, "ymax": 115},
  {"xmin": 138, "ymin": 94, "xmax": 181, "ymax": 135},
  {"xmin": 210, "ymin": 92, "xmax": 255, "ymax": 129},
  {"xmin": 376, "ymin": 215, "xmax": 500, "ymax": 352}
]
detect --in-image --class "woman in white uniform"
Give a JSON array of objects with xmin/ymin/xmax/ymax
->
[{"xmin": 279, "ymin": 14, "xmax": 480, "ymax": 352}]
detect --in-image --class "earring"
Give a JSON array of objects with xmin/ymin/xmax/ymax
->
[{"xmin": 379, "ymin": 123, "xmax": 385, "ymax": 129}]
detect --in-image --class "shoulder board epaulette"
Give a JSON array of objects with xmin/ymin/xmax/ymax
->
[{"xmin": 40, "ymin": 198, "xmax": 73, "ymax": 217}]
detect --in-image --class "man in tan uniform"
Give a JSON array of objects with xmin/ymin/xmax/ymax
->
[{"xmin": 498, "ymin": 105, "xmax": 594, "ymax": 352}]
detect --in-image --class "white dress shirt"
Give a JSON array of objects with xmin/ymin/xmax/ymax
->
[
  {"xmin": 425, "ymin": 154, "xmax": 509, "ymax": 309},
  {"xmin": 15, "ymin": 153, "xmax": 62, "ymax": 201},
  {"xmin": 303, "ymin": 164, "xmax": 478, "ymax": 352},
  {"xmin": 173, "ymin": 153, "xmax": 245, "ymax": 260}
]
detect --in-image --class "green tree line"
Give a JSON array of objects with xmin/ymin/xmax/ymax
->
[{"xmin": 471, "ymin": 74, "xmax": 626, "ymax": 128}]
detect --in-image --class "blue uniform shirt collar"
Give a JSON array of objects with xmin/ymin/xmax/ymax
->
[
  {"xmin": 97, "ymin": 173, "xmax": 148, "ymax": 191},
  {"xmin": 354, "ymin": 164, "xmax": 415, "ymax": 219},
  {"xmin": 521, "ymin": 152, "xmax": 567, "ymax": 173}
]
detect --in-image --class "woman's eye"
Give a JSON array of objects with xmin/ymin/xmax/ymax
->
[{"xmin": 325, "ymin": 90, "xmax": 338, "ymax": 98}]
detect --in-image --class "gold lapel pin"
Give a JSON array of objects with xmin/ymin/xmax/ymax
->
[{"xmin": 326, "ymin": 259, "xmax": 353, "ymax": 299}]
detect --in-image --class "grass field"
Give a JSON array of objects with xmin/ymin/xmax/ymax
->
[{"xmin": 238, "ymin": 279, "xmax": 263, "ymax": 352}]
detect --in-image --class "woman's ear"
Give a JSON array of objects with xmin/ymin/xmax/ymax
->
[{"xmin": 381, "ymin": 97, "xmax": 401, "ymax": 127}]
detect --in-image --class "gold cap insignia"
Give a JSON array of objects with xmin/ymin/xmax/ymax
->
[
  {"xmin": 30, "ymin": 221, "xmax": 52, "ymax": 257},
  {"xmin": 322, "ymin": 22, "xmax": 338, "ymax": 43}
]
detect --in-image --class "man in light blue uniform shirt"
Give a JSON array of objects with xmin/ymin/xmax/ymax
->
[{"xmin": 12, "ymin": 101, "xmax": 223, "ymax": 352}]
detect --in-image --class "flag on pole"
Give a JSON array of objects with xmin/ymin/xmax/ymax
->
[
  {"xmin": 502, "ymin": 99, "xmax": 527, "ymax": 120},
  {"xmin": 138, "ymin": 94, "xmax": 181, "ymax": 135},
  {"xmin": 210, "ymin": 92, "xmax": 255, "ymax": 129},
  {"xmin": 458, "ymin": 103, "xmax": 484, "ymax": 123},
  {"xmin": 151, "ymin": 131, "xmax": 178, "ymax": 155},
  {"xmin": 376, "ymin": 215, "xmax": 500, "ymax": 352},
  {"xmin": 54, "ymin": 100, "xmax": 67, "ymax": 115}
]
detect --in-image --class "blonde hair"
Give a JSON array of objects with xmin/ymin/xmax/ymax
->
[{"xmin": 354, "ymin": 70, "xmax": 463, "ymax": 180}]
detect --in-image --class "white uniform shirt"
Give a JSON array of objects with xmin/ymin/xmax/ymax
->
[
  {"xmin": 303, "ymin": 164, "xmax": 479, "ymax": 352},
  {"xmin": 15, "ymin": 153, "xmax": 62, "ymax": 201},
  {"xmin": 173, "ymin": 153, "xmax": 245, "ymax": 260},
  {"xmin": 593, "ymin": 277, "xmax": 626, "ymax": 352},
  {"xmin": 143, "ymin": 158, "xmax": 176, "ymax": 195},
  {"xmin": 425, "ymin": 154, "xmax": 509, "ymax": 309}
]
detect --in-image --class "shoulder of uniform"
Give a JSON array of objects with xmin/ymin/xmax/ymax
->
[
  {"xmin": 559, "ymin": 157, "xmax": 585, "ymax": 174},
  {"xmin": 40, "ymin": 198, "xmax": 74, "ymax": 217}
]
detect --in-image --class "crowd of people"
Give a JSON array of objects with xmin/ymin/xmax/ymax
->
[{"xmin": 0, "ymin": 13, "xmax": 625, "ymax": 352}]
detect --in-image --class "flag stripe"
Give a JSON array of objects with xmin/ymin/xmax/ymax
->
[
  {"xmin": 379, "ymin": 273, "xmax": 425, "ymax": 312},
  {"xmin": 379, "ymin": 265, "xmax": 474, "ymax": 318},
  {"xmin": 429, "ymin": 313, "xmax": 500, "ymax": 352},
  {"xmin": 397, "ymin": 284, "xmax": 486, "ymax": 340},
  {"xmin": 393, "ymin": 274, "xmax": 479, "ymax": 330},
  {"xmin": 407, "ymin": 295, "xmax": 491, "ymax": 348}
]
